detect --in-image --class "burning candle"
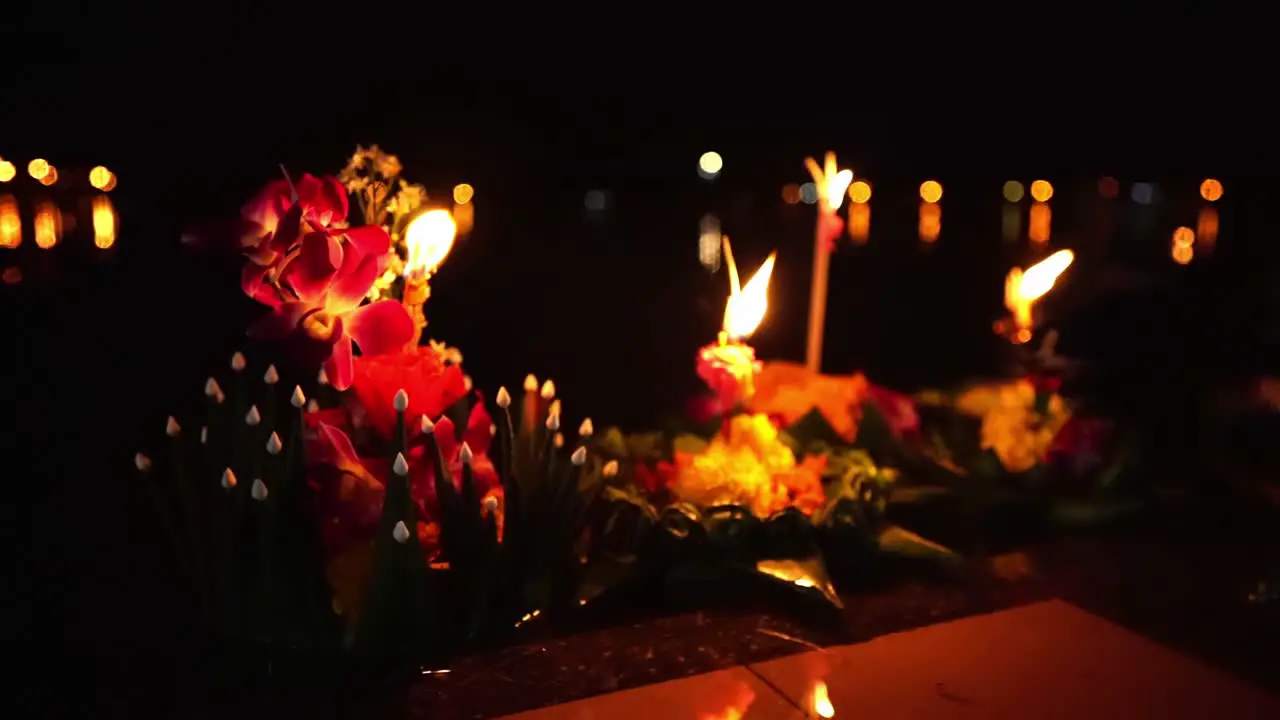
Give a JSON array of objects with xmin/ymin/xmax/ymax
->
[
  {"xmin": 1002, "ymin": 249, "xmax": 1074, "ymax": 344},
  {"xmin": 401, "ymin": 208, "xmax": 457, "ymax": 349},
  {"xmin": 803, "ymin": 152, "xmax": 854, "ymax": 373},
  {"xmin": 698, "ymin": 236, "xmax": 776, "ymax": 413}
]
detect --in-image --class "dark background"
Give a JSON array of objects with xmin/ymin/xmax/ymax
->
[{"xmin": 4, "ymin": 5, "xmax": 1276, "ymax": 714}]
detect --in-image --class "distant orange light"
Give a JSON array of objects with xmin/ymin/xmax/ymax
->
[
  {"xmin": 1098, "ymin": 176, "xmax": 1119, "ymax": 199},
  {"xmin": 1172, "ymin": 226, "xmax": 1195, "ymax": 247},
  {"xmin": 919, "ymin": 180, "xmax": 943, "ymax": 204},
  {"xmin": 1029, "ymin": 202, "xmax": 1052, "ymax": 244},
  {"xmin": 1172, "ymin": 243, "xmax": 1193, "ymax": 265},
  {"xmin": 1029, "ymin": 180, "xmax": 1054, "ymax": 203},
  {"xmin": 0, "ymin": 195, "xmax": 20, "ymax": 248},
  {"xmin": 93, "ymin": 195, "xmax": 118, "ymax": 249},
  {"xmin": 0, "ymin": 161, "xmax": 15, "ymax": 183},
  {"xmin": 38, "ymin": 166, "xmax": 58, "ymax": 186},
  {"xmin": 1196, "ymin": 206, "xmax": 1219, "ymax": 249},
  {"xmin": 918, "ymin": 202, "xmax": 941, "ymax": 242},
  {"xmin": 34, "ymin": 201, "xmax": 59, "ymax": 249},
  {"xmin": 848, "ymin": 180, "xmax": 872, "ymax": 204},
  {"xmin": 1, "ymin": 266, "xmax": 21, "ymax": 285},
  {"xmin": 781, "ymin": 183, "xmax": 801, "ymax": 205},
  {"xmin": 89, "ymin": 166, "xmax": 114, "ymax": 191},
  {"xmin": 452, "ymin": 183, "xmax": 474, "ymax": 204},
  {"xmin": 28, "ymin": 159, "xmax": 50, "ymax": 180},
  {"xmin": 1199, "ymin": 178, "xmax": 1223, "ymax": 202},
  {"xmin": 848, "ymin": 203, "xmax": 870, "ymax": 243}
]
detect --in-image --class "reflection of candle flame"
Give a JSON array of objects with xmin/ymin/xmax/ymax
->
[
  {"xmin": 848, "ymin": 203, "xmax": 870, "ymax": 244},
  {"xmin": 918, "ymin": 202, "xmax": 941, "ymax": 242},
  {"xmin": 1029, "ymin": 202, "xmax": 1052, "ymax": 244},
  {"xmin": 0, "ymin": 195, "xmax": 20, "ymax": 248},
  {"xmin": 1196, "ymin": 206, "xmax": 1219, "ymax": 251},
  {"xmin": 93, "ymin": 195, "xmax": 118, "ymax": 249},
  {"xmin": 452, "ymin": 201, "xmax": 474, "ymax": 234},
  {"xmin": 1004, "ymin": 249, "xmax": 1074, "ymax": 342},
  {"xmin": 721, "ymin": 236, "xmax": 776, "ymax": 340},
  {"xmin": 1001, "ymin": 203, "xmax": 1021, "ymax": 243},
  {"xmin": 34, "ymin": 200, "xmax": 60, "ymax": 249},
  {"xmin": 811, "ymin": 681, "xmax": 835, "ymax": 718}
]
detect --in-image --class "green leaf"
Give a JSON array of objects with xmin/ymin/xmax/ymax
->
[
  {"xmin": 887, "ymin": 484, "xmax": 954, "ymax": 505},
  {"xmin": 1048, "ymin": 498, "xmax": 1143, "ymax": 527},
  {"xmin": 853, "ymin": 400, "xmax": 898, "ymax": 458},
  {"xmin": 755, "ymin": 556, "xmax": 842, "ymax": 608},
  {"xmin": 876, "ymin": 523, "xmax": 962, "ymax": 563},
  {"xmin": 672, "ymin": 433, "xmax": 708, "ymax": 457}
]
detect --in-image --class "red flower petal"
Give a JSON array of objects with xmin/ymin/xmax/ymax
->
[
  {"xmin": 284, "ymin": 232, "xmax": 342, "ymax": 304},
  {"xmin": 240, "ymin": 179, "xmax": 292, "ymax": 236},
  {"xmin": 326, "ymin": 332, "xmax": 355, "ymax": 391},
  {"xmin": 304, "ymin": 408, "xmax": 351, "ymax": 433},
  {"xmin": 297, "ymin": 174, "xmax": 349, "ymax": 226},
  {"xmin": 433, "ymin": 416, "xmax": 458, "ymax": 458},
  {"xmin": 463, "ymin": 402, "xmax": 493, "ymax": 455},
  {"xmin": 240, "ymin": 264, "xmax": 283, "ymax": 308},
  {"xmin": 247, "ymin": 301, "xmax": 311, "ymax": 340},
  {"xmin": 346, "ymin": 300, "xmax": 415, "ymax": 357},
  {"xmin": 328, "ymin": 253, "xmax": 383, "ymax": 314},
  {"xmin": 342, "ymin": 226, "xmax": 391, "ymax": 259}
]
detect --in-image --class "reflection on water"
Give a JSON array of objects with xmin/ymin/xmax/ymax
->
[
  {"xmin": 0, "ymin": 195, "xmax": 19, "ymax": 248},
  {"xmin": 1172, "ymin": 225, "xmax": 1195, "ymax": 265},
  {"xmin": 918, "ymin": 201, "xmax": 941, "ymax": 243},
  {"xmin": 1196, "ymin": 205, "xmax": 1219, "ymax": 251},
  {"xmin": 1002, "ymin": 202, "xmax": 1021, "ymax": 243},
  {"xmin": 93, "ymin": 195, "xmax": 118, "ymax": 249},
  {"xmin": 34, "ymin": 200, "xmax": 60, "ymax": 249},
  {"xmin": 848, "ymin": 202, "xmax": 870, "ymax": 244},
  {"xmin": 1029, "ymin": 201, "xmax": 1052, "ymax": 244},
  {"xmin": 698, "ymin": 213, "xmax": 722, "ymax": 271}
]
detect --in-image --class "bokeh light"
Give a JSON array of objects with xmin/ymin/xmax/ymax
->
[
  {"xmin": 34, "ymin": 200, "xmax": 60, "ymax": 249},
  {"xmin": 1199, "ymin": 178, "xmax": 1223, "ymax": 202},
  {"xmin": 89, "ymin": 166, "xmax": 114, "ymax": 190},
  {"xmin": 848, "ymin": 203, "xmax": 870, "ymax": 244},
  {"xmin": 1029, "ymin": 202, "xmax": 1052, "ymax": 244},
  {"xmin": 918, "ymin": 202, "xmax": 941, "ymax": 242},
  {"xmin": 1002, "ymin": 181, "xmax": 1024, "ymax": 203},
  {"xmin": 28, "ymin": 158, "xmax": 49, "ymax": 180},
  {"xmin": 697, "ymin": 151, "xmax": 723, "ymax": 179},
  {"xmin": 799, "ymin": 182, "xmax": 818, "ymax": 205},
  {"xmin": 919, "ymin": 180, "xmax": 943, "ymax": 204},
  {"xmin": 698, "ymin": 214, "xmax": 722, "ymax": 271},
  {"xmin": 1172, "ymin": 243, "xmax": 1194, "ymax": 265},
  {"xmin": 0, "ymin": 160, "xmax": 15, "ymax": 183},
  {"xmin": 1097, "ymin": 176, "xmax": 1120, "ymax": 199},
  {"xmin": 1001, "ymin": 203, "xmax": 1021, "ymax": 243},
  {"xmin": 781, "ymin": 183, "xmax": 801, "ymax": 205},
  {"xmin": 584, "ymin": 189, "xmax": 607, "ymax": 211},
  {"xmin": 93, "ymin": 195, "xmax": 118, "ymax": 249},
  {"xmin": 1029, "ymin": 180, "xmax": 1054, "ymax": 203},
  {"xmin": 1131, "ymin": 182, "xmax": 1155, "ymax": 205},
  {"xmin": 1196, "ymin": 206, "xmax": 1219, "ymax": 249},
  {"xmin": 847, "ymin": 180, "xmax": 872, "ymax": 204},
  {"xmin": 0, "ymin": 195, "xmax": 20, "ymax": 248},
  {"xmin": 1172, "ymin": 226, "xmax": 1195, "ymax": 247},
  {"xmin": 452, "ymin": 183, "xmax": 474, "ymax": 204},
  {"xmin": 38, "ymin": 166, "xmax": 58, "ymax": 186}
]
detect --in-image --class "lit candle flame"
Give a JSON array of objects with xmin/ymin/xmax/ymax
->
[
  {"xmin": 403, "ymin": 208, "xmax": 456, "ymax": 279},
  {"xmin": 92, "ymin": 195, "xmax": 117, "ymax": 249},
  {"xmin": 721, "ymin": 236, "xmax": 776, "ymax": 341},
  {"xmin": 811, "ymin": 680, "xmax": 835, "ymax": 718},
  {"xmin": 1004, "ymin": 249, "xmax": 1074, "ymax": 341},
  {"xmin": 0, "ymin": 195, "xmax": 19, "ymax": 248},
  {"xmin": 804, "ymin": 152, "xmax": 854, "ymax": 212}
]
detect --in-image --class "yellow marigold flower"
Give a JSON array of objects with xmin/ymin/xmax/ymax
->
[{"xmin": 962, "ymin": 379, "xmax": 1070, "ymax": 473}]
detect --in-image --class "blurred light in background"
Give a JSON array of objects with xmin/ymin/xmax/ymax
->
[
  {"xmin": 452, "ymin": 183, "xmax": 474, "ymax": 204},
  {"xmin": 28, "ymin": 159, "xmax": 49, "ymax": 180},
  {"xmin": 1199, "ymin": 178, "xmax": 1223, "ymax": 202},
  {"xmin": 1131, "ymin": 182, "xmax": 1155, "ymax": 205},
  {"xmin": 92, "ymin": 195, "xmax": 118, "ymax": 249},
  {"xmin": 1196, "ymin": 206, "xmax": 1219, "ymax": 250},
  {"xmin": 698, "ymin": 214, "xmax": 722, "ymax": 271},
  {"xmin": 1171, "ymin": 225, "xmax": 1195, "ymax": 265},
  {"xmin": 848, "ymin": 203, "xmax": 870, "ymax": 244},
  {"xmin": 584, "ymin": 189, "xmax": 607, "ymax": 211},
  {"xmin": 847, "ymin": 180, "xmax": 872, "ymax": 204},
  {"xmin": 1001, "ymin": 203, "xmax": 1021, "ymax": 243},
  {"xmin": 1029, "ymin": 202, "xmax": 1052, "ymax": 244},
  {"xmin": 919, "ymin": 180, "xmax": 943, "ymax": 204},
  {"xmin": 799, "ymin": 182, "xmax": 818, "ymax": 205},
  {"xmin": 1002, "ymin": 181, "xmax": 1024, "ymax": 203},
  {"xmin": 1, "ymin": 266, "xmax": 20, "ymax": 285},
  {"xmin": 781, "ymin": 183, "xmax": 801, "ymax": 205},
  {"xmin": 0, "ymin": 160, "xmax": 15, "ymax": 183},
  {"xmin": 89, "ymin": 166, "xmax": 116, "ymax": 191},
  {"xmin": 452, "ymin": 201, "xmax": 474, "ymax": 234},
  {"xmin": 1029, "ymin": 180, "xmax": 1054, "ymax": 203},
  {"xmin": 1097, "ymin": 176, "xmax": 1120, "ymax": 199},
  {"xmin": 34, "ymin": 200, "xmax": 60, "ymax": 249},
  {"xmin": 697, "ymin": 151, "xmax": 723, "ymax": 179},
  {"xmin": 0, "ymin": 195, "xmax": 20, "ymax": 248},
  {"xmin": 918, "ymin": 202, "xmax": 941, "ymax": 243},
  {"xmin": 38, "ymin": 166, "xmax": 58, "ymax": 186}
]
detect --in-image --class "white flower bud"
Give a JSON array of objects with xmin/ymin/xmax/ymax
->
[
  {"xmin": 263, "ymin": 364, "xmax": 279, "ymax": 385},
  {"xmin": 578, "ymin": 418, "xmax": 594, "ymax": 437},
  {"xmin": 231, "ymin": 352, "xmax": 246, "ymax": 371},
  {"xmin": 393, "ymin": 452, "xmax": 409, "ymax": 476},
  {"xmin": 540, "ymin": 379, "xmax": 556, "ymax": 400},
  {"xmin": 571, "ymin": 446, "xmax": 587, "ymax": 466},
  {"xmin": 245, "ymin": 405, "xmax": 261, "ymax": 426},
  {"xmin": 134, "ymin": 453, "xmax": 152, "ymax": 472},
  {"xmin": 204, "ymin": 377, "xmax": 222, "ymax": 398},
  {"xmin": 546, "ymin": 413, "xmax": 561, "ymax": 431},
  {"xmin": 523, "ymin": 374, "xmax": 538, "ymax": 392},
  {"xmin": 266, "ymin": 432, "xmax": 283, "ymax": 455},
  {"xmin": 291, "ymin": 386, "xmax": 306, "ymax": 408},
  {"xmin": 459, "ymin": 442, "xmax": 474, "ymax": 464},
  {"xmin": 393, "ymin": 520, "xmax": 411, "ymax": 544},
  {"xmin": 495, "ymin": 386, "xmax": 511, "ymax": 409},
  {"xmin": 420, "ymin": 415, "xmax": 435, "ymax": 434},
  {"xmin": 221, "ymin": 468, "xmax": 237, "ymax": 489},
  {"xmin": 603, "ymin": 460, "xmax": 619, "ymax": 478},
  {"xmin": 251, "ymin": 478, "xmax": 268, "ymax": 500},
  {"xmin": 165, "ymin": 417, "xmax": 181, "ymax": 438}
]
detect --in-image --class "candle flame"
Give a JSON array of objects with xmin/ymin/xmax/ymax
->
[
  {"xmin": 721, "ymin": 236, "xmax": 776, "ymax": 340},
  {"xmin": 1005, "ymin": 249, "xmax": 1074, "ymax": 341},
  {"xmin": 811, "ymin": 681, "xmax": 835, "ymax": 718},
  {"xmin": 804, "ymin": 152, "xmax": 854, "ymax": 212},
  {"xmin": 403, "ymin": 209, "xmax": 457, "ymax": 279}
]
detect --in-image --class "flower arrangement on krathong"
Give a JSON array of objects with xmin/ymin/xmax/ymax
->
[
  {"xmin": 143, "ymin": 169, "xmax": 643, "ymax": 658},
  {"xmin": 583, "ymin": 238, "xmax": 960, "ymax": 605}
]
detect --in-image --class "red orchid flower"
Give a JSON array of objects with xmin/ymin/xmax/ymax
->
[
  {"xmin": 247, "ymin": 227, "xmax": 414, "ymax": 390},
  {"xmin": 350, "ymin": 345, "xmax": 469, "ymax": 441}
]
